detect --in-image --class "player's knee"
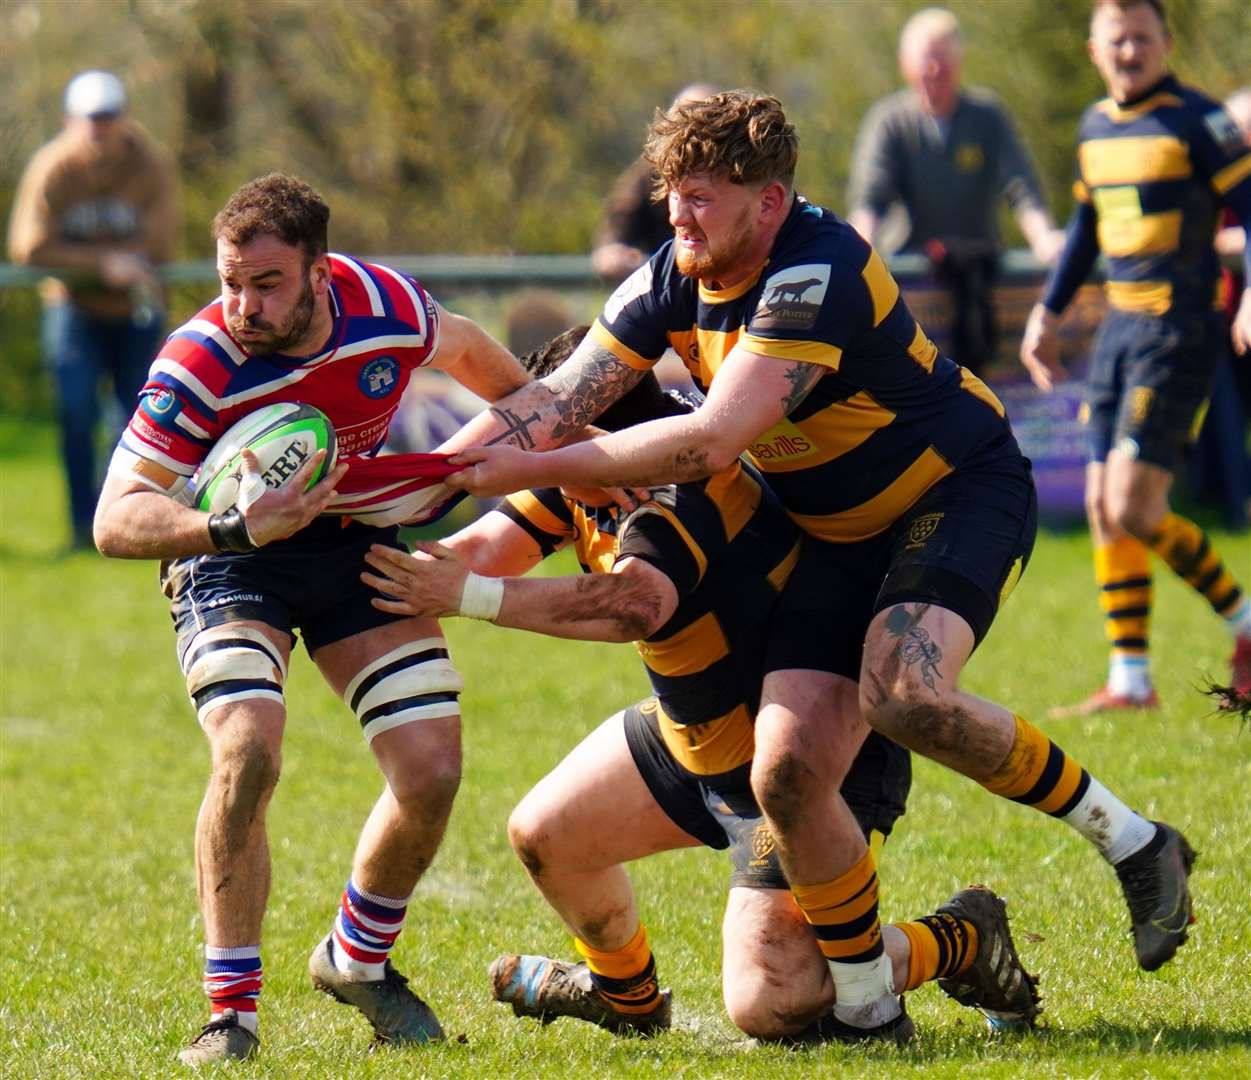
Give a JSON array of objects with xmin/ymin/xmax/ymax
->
[
  {"xmin": 723, "ymin": 978, "xmax": 827, "ymax": 1040},
  {"xmin": 750, "ymin": 744, "xmax": 818, "ymax": 830},
  {"xmin": 861, "ymin": 664, "xmax": 950, "ymax": 734},
  {"xmin": 182, "ymin": 625, "xmax": 287, "ymax": 727},
  {"xmin": 1106, "ymin": 494, "xmax": 1158, "ymax": 540},
  {"xmin": 387, "ymin": 735, "xmax": 463, "ymax": 813},
  {"xmin": 506, "ymin": 797, "xmax": 554, "ymax": 878},
  {"xmin": 1084, "ymin": 485, "xmax": 1107, "ymax": 532},
  {"xmin": 863, "ymin": 680, "xmax": 972, "ymax": 758},
  {"xmin": 206, "ymin": 723, "xmax": 282, "ymax": 834}
]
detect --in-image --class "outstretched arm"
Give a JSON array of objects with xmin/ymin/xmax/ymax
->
[
  {"xmin": 362, "ymin": 541, "xmax": 678, "ymax": 644},
  {"xmin": 446, "ymin": 346, "xmax": 826, "ymax": 496},
  {"xmin": 435, "ymin": 336, "xmax": 647, "ymax": 455}
]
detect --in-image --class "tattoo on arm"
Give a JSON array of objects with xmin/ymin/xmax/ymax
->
[
  {"xmin": 673, "ymin": 445, "xmax": 711, "ymax": 480},
  {"xmin": 486, "ymin": 406, "xmax": 543, "ymax": 449},
  {"xmin": 780, "ymin": 362, "xmax": 825, "ymax": 416},
  {"xmin": 884, "ymin": 604, "xmax": 943, "ymax": 693},
  {"xmin": 544, "ymin": 344, "xmax": 646, "ymax": 442}
]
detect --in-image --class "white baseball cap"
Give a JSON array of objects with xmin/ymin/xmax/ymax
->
[{"xmin": 64, "ymin": 70, "xmax": 127, "ymax": 118}]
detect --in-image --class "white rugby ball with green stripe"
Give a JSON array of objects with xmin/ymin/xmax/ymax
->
[{"xmin": 194, "ymin": 403, "xmax": 337, "ymax": 514}]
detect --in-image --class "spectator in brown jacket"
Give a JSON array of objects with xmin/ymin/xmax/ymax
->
[{"xmin": 8, "ymin": 70, "xmax": 178, "ymax": 550}]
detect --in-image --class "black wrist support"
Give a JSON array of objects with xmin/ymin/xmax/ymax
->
[{"xmin": 208, "ymin": 507, "xmax": 258, "ymax": 552}]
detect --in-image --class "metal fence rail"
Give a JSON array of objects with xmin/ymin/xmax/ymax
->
[{"xmin": 0, "ymin": 251, "xmax": 1051, "ymax": 291}]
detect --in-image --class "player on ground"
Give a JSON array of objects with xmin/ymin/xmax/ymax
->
[
  {"xmin": 1020, "ymin": 0, "xmax": 1251, "ymax": 715},
  {"xmin": 93, "ymin": 173, "xmax": 533, "ymax": 1064},
  {"xmin": 434, "ymin": 92, "xmax": 1194, "ymax": 1039},
  {"xmin": 364, "ymin": 328, "xmax": 1040, "ymax": 1041}
]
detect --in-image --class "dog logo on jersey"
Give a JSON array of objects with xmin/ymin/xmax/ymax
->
[
  {"xmin": 603, "ymin": 262, "xmax": 654, "ymax": 325},
  {"xmin": 750, "ymin": 823, "xmax": 776, "ymax": 864},
  {"xmin": 1204, "ymin": 108, "xmax": 1245, "ymax": 155},
  {"xmin": 906, "ymin": 512, "xmax": 944, "ymax": 549},
  {"xmin": 1130, "ymin": 385, "xmax": 1155, "ymax": 426},
  {"xmin": 359, "ymin": 356, "xmax": 400, "ymax": 398},
  {"xmin": 753, "ymin": 264, "xmax": 830, "ymax": 330}
]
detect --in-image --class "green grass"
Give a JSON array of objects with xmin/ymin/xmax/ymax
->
[{"xmin": 2, "ymin": 417, "xmax": 1249, "ymax": 1078}]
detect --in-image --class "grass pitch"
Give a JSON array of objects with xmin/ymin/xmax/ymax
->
[{"xmin": 2, "ymin": 418, "xmax": 1249, "ymax": 1078}]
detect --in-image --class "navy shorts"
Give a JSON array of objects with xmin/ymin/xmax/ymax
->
[
  {"xmin": 1086, "ymin": 307, "xmax": 1223, "ymax": 468},
  {"xmin": 622, "ymin": 699, "xmax": 910, "ymax": 890},
  {"xmin": 765, "ymin": 441, "xmax": 1037, "ymax": 679},
  {"xmin": 163, "ymin": 516, "xmax": 410, "ymax": 656}
]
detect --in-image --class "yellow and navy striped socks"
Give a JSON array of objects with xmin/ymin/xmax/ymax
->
[
  {"xmin": 1095, "ymin": 537, "xmax": 1153, "ymax": 696},
  {"xmin": 792, "ymin": 848, "xmax": 897, "ymax": 1024},
  {"xmin": 983, "ymin": 714, "xmax": 1155, "ymax": 864},
  {"xmin": 576, "ymin": 923, "xmax": 662, "ymax": 1016},
  {"xmin": 1149, "ymin": 513, "xmax": 1250, "ymax": 635},
  {"xmin": 895, "ymin": 914, "xmax": 979, "ymax": 992}
]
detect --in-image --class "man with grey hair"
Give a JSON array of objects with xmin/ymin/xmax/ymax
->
[{"xmin": 848, "ymin": 8, "xmax": 1063, "ymax": 370}]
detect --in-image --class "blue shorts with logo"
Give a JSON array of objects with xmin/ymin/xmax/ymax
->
[
  {"xmin": 162, "ymin": 516, "xmax": 409, "ymax": 656},
  {"xmin": 1086, "ymin": 307, "xmax": 1223, "ymax": 468},
  {"xmin": 764, "ymin": 439, "xmax": 1037, "ymax": 680}
]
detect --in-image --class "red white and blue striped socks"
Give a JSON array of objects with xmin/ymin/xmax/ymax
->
[
  {"xmin": 331, "ymin": 878, "xmax": 410, "ymax": 980},
  {"xmin": 204, "ymin": 945, "xmax": 262, "ymax": 1033}
]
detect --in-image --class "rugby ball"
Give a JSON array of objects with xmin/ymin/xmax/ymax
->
[{"xmin": 194, "ymin": 403, "xmax": 337, "ymax": 513}]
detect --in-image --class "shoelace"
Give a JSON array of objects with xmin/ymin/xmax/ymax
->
[
  {"xmin": 191, "ymin": 1015, "xmax": 241, "ymax": 1043},
  {"xmin": 1116, "ymin": 856, "xmax": 1162, "ymax": 921}
]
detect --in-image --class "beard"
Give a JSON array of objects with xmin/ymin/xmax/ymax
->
[
  {"xmin": 228, "ymin": 274, "xmax": 317, "ymax": 355},
  {"xmin": 673, "ymin": 203, "xmax": 757, "ymax": 282}
]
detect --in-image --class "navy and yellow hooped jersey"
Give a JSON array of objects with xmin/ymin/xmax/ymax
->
[
  {"xmin": 591, "ymin": 197, "xmax": 1015, "ymax": 543},
  {"xmin": 1055, "ymin": 75, "xmax": 1251, "ymax": 316},
  {"xmin": 500, "ymin": 462, "xmax": 798, "ymax": 779}
]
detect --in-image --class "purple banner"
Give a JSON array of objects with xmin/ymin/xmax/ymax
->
[{"xmin": 895, "ymin": 259, "xmax": 1106, "ymax": 523}]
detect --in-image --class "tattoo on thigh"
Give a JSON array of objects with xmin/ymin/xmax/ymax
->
[{"xmin": 884, "ymin": 604, "xmax": 943, "ymax": 693}]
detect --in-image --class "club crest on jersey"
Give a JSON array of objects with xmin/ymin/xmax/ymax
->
[
  {"xmin": 359, "ymin": 356, "xmax": 400, "ymax": 398},
  {"xmin": 753, "ymin": 264, "xmax": 831, "ymax": 330},
  {"xmin": 139, "ymin": 386, "xmax": 181, "ymax": 423},
  {"xmin": 906, "ymin": 512, "xmax": 944, "ymax": 549}
]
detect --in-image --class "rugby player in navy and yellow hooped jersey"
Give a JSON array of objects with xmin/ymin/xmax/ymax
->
[
  {"xmin": 364, "ymin": 328, "xmax": 1041, "ymax": 1041},
  {"xmin": 439, "ymin": 91, "xmax": 1194, "ymax": 1038},
  {"xmin": 1021, "ymin": 0, "xmax": 1251, "ymax": 716}
]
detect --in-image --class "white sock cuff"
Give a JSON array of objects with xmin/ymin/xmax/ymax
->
[
  {"xmin": 205, "ymin": 944, "xmax": 261, "ymax": 961},
  {"xmin": 349, "ymin": 878, "xmax": 412, "ymax": 909},
  {"xmin": 827, "ymin": 952, "xmax": 895, "ymax": 1008}
]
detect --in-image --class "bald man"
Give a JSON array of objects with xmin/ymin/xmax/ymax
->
[{"xmin": 848, "ymin": 10, "xmax": 1062, "ymax": 372}]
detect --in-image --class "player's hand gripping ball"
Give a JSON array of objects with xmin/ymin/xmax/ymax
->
[{"xmin": 194, "ymin": 403, "xmax": 337, "ymax": 513}]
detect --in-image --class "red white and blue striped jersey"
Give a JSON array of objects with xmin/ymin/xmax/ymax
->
[{"xmin": 109, "ymin": 253, "xmax": 440, "ymax": 500}]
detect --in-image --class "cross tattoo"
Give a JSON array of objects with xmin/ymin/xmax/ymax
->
[{"xmin": 487, "ymin": 407, "xmax": 543, "ymax": 449}]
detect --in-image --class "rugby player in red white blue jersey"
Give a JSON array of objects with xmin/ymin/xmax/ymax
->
[{"xmin": 93, "ymin": 173, "xmax": 533, "ymax": 1064}]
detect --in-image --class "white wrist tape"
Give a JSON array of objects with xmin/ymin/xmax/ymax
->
[{"xmin": 459, "ymin": 572, "xmax": 505, "ymax": 621}]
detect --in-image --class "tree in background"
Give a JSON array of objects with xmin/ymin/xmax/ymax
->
[{"xmin": 2, "ymin": 0, "xmax": 1247, "ymax": 414}]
